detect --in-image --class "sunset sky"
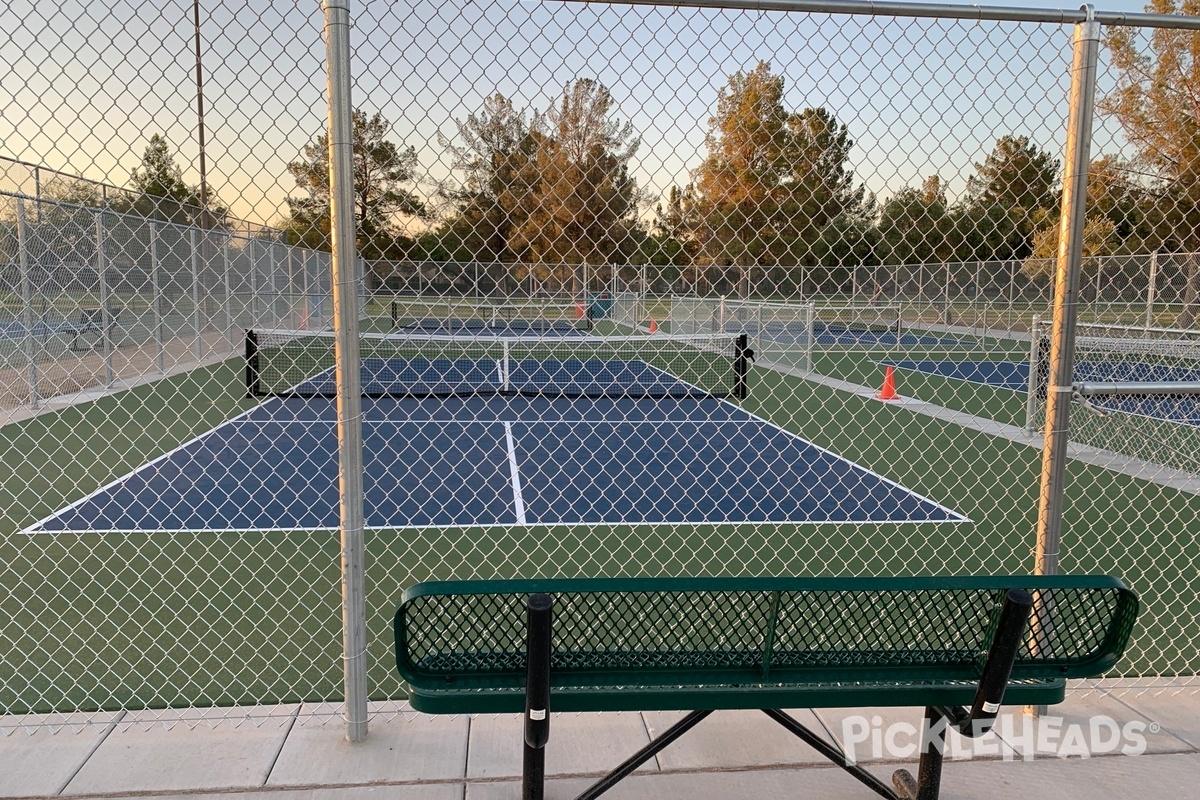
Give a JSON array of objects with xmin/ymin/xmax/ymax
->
[{"xmin": 0, "ymin": 0, "xmax": 1163, "ymax": 230}]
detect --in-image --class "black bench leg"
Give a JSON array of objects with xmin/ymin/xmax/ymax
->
[
  {"xmin": 894, "ymin": 588, "xmax": 1035, "ymax": 800},
  {"xmin": 522, "ymin": 593, "xmax": 553, "ymax": 800},
  {"xmin": 891, "ymin": 705, "xmax": 947, "ymax": 800},
  {"xmin": 574, "ymin": 710, "xmax": 712, "ymax": 800},
  {"xmin": 763, "ymin": 709, "xmax": 900, "ymax": 799}
]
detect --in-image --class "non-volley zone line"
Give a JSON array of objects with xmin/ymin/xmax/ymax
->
[{"xmin": 26, "ymin": 395, "xmax": 967, "ymax": 533}]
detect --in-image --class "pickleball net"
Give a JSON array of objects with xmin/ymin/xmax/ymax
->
[{"xmin": 246, "ymin": 329, "xmax": 752, "ymax": 400}]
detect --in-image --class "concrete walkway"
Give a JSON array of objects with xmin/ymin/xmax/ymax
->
[{"xmin": 3, "ymin": 682, "xmax": 1198, "ymax": 799}]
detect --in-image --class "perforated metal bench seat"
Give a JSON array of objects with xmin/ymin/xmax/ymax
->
[{"xmin": 394, "ymin": 575, "xmax": 1137, "ymax": 800}]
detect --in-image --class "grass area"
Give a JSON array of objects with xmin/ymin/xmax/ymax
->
[{"xmin": 1, "ymin": 339, "xmax": 1197, "ymax": 714}]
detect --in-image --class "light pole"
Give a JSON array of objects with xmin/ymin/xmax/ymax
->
[{"xmin": 193, "ymin": 0, "xmax": 208, "ymax": 228}]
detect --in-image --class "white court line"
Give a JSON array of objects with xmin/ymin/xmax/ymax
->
[
  {"xmin": 19, "ymin": 396, "xmax": 292, "ymax": 535},
  {"xmin": 503, "ymin": 421, "xmax": 527, "ymax": 524}
]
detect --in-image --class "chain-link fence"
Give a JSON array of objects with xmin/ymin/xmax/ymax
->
[
  {"xmin": 3, "ymin": 0, "xmax": 1200, "ymax": 737},
  {"xmin": 0, "ymin": 192, "xmax": 332, "ymax": 414}
]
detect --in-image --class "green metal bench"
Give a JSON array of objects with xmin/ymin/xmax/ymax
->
[{"xmin": 394, "ymin": 575, "xmax": 1137, "ymax": 800}]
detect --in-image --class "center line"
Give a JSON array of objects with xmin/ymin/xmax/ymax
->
[{"xmin": 503, "ymin": 421, "xmax": 527, "ymax": 525}]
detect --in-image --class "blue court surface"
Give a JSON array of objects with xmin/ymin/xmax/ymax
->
[{"xmin": 27, "ymin": 393, "xmax": 965, "ymax": 533}]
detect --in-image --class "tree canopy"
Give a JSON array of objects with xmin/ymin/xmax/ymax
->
[{"xmin": 287, "ymin": 108, "xmax": 425, "ymax": 259}]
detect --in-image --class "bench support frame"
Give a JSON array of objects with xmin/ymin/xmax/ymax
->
[{"xmin": 519, "ymin": 588, "xmax": 1035, "ymax": 800}]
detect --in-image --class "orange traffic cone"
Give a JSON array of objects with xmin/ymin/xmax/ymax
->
[
  {"xmin": 574, "ymin": 302, "xmax": 585, "ymax": 320},
  {"xmin": 648, "ymin": 319, "xmax": 658, "ymax": 333},
  {"xmin": 876, "ymin": 365, "xmax": 898, "ymax": 400}
]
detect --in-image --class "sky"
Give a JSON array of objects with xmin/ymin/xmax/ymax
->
[{"xmin": 0, "ymin": 0, "xmax": 1179, "ymax": 231}]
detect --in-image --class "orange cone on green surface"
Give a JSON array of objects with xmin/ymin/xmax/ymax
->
[
  {"xmin": 648, "ymin": 319, "xmax": 658, "ymax": 333},
  {"xmin": 877, "ymin": 366, "xmax": 898, "ymax": 400}
]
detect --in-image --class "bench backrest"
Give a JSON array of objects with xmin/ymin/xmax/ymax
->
[{"xmin": 395, "ymin": 575, "xmax": 1137, "ymax": 693}]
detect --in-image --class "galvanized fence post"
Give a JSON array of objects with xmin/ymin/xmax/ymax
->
[
  {"xmin": 1035, "ymin": 5, "xmax": 1100, "ymax": 580},
  {"xmin": 17, "ymin": 198, "xmax": 38, "ymax": 407},
  {"xmin": 324, "ymin": 0, "xmax": 368, "ymax": 744}
]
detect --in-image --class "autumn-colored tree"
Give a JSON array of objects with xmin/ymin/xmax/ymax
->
[
  {"xmin": 512, "ymin": 79, "xmax": 641, "ymax": 292},
  {"xmin": 689, "ymin": 62, "xmax": 864, "ymax": 291},
  {"xmin": 287, "ymin": 109, "xmax": 424, "ymax": 260},
  {"xmin": 689, "ymin": 62, "xmax": 791, "ymax": 275},
  {"xmin": 1104, "ymin": 0, "xmax": 1200, "ymax": 324}
]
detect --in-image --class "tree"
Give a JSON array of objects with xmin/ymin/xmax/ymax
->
[
  {"xmin": 689, "ymin": 62, "xmax": 864, "ymax": 290},
  {"xmin": 288, "ymin": 109, "xmax": 425, "ymax": 261},
  {"xmin": 966, "ymin": 135, "xmax": 1060, "ymax": 213},
  {"xmin": 962, "ymin": 135, "xmax": 1060, "ymax": 260},
  {"xmin": 877, "ymin": 175, "xmax": 955, "ymax": 266},
  {"xmin": 1021, "ymin": 218, "xmax": 1119, "ymax": 281},
  {"xmin": 689, "ymin": 62, "xmax": 792, "ymax": 275},
  {"xmin": 775, "ymin": 106, "xmax": 865, "ymax": 262},
  {"xmin": 127, "ymin": 134, "xmax": 205, "ymax": 224},
  {"xmin": 438, "ymin": 93, "xmax": 538, "ymax": 267},
  {"xmin": 511, "ymin": 78, "xmax": 641, "ymax": 292},
  {"xmin": 1103, "ymin": 1, "xmax": 1200, "ymax": 324}
]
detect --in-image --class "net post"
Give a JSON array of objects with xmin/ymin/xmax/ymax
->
[
  {"xmin": 16, "ymin": 198, "xmax": 38, "ymax": 409},
  {"xmin": 244, "ymin": 329, "xmax": 260, "ymax": 397},
  {"xmin": 391, "ymin": 298, "xmax": 399, "ymax": 330},
  {"xmin": 324, "ymin": 0, "xmax": 368, "ymax": 744},
  {"xmin": 734, "ymin": 333, "xmax": 750, "ymax": 400},
  {"xmin": 503, "ymin": 338, "xmax": 511, "ymax": 392},
  {"xmin": 805, "ymin": 302, "xmax": 815, "ymax": 373}
]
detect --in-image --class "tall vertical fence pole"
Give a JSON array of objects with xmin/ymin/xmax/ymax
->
[
  {"xmin": 1035, "ymin": 7, "xmax": 1100, "ymax": 578},
  {"xmin": 16, "ymin": 198, "xmax": 38, "ymax": 408},
  {"xmin": 97, "ymin": 212, "xmax": 114, "ymax": 386},
  {"xmin": 151, "ymin": 222, "xmax": 165, "ymax": 374},
  {"xmin": 324, "ymin": 0, "xmax": 368, "ymax": 744}
]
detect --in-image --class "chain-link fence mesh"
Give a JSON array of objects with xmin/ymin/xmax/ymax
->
[{"xmin": 2, "ymin": 0, "xmax": 1200, "ymax": 733}]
